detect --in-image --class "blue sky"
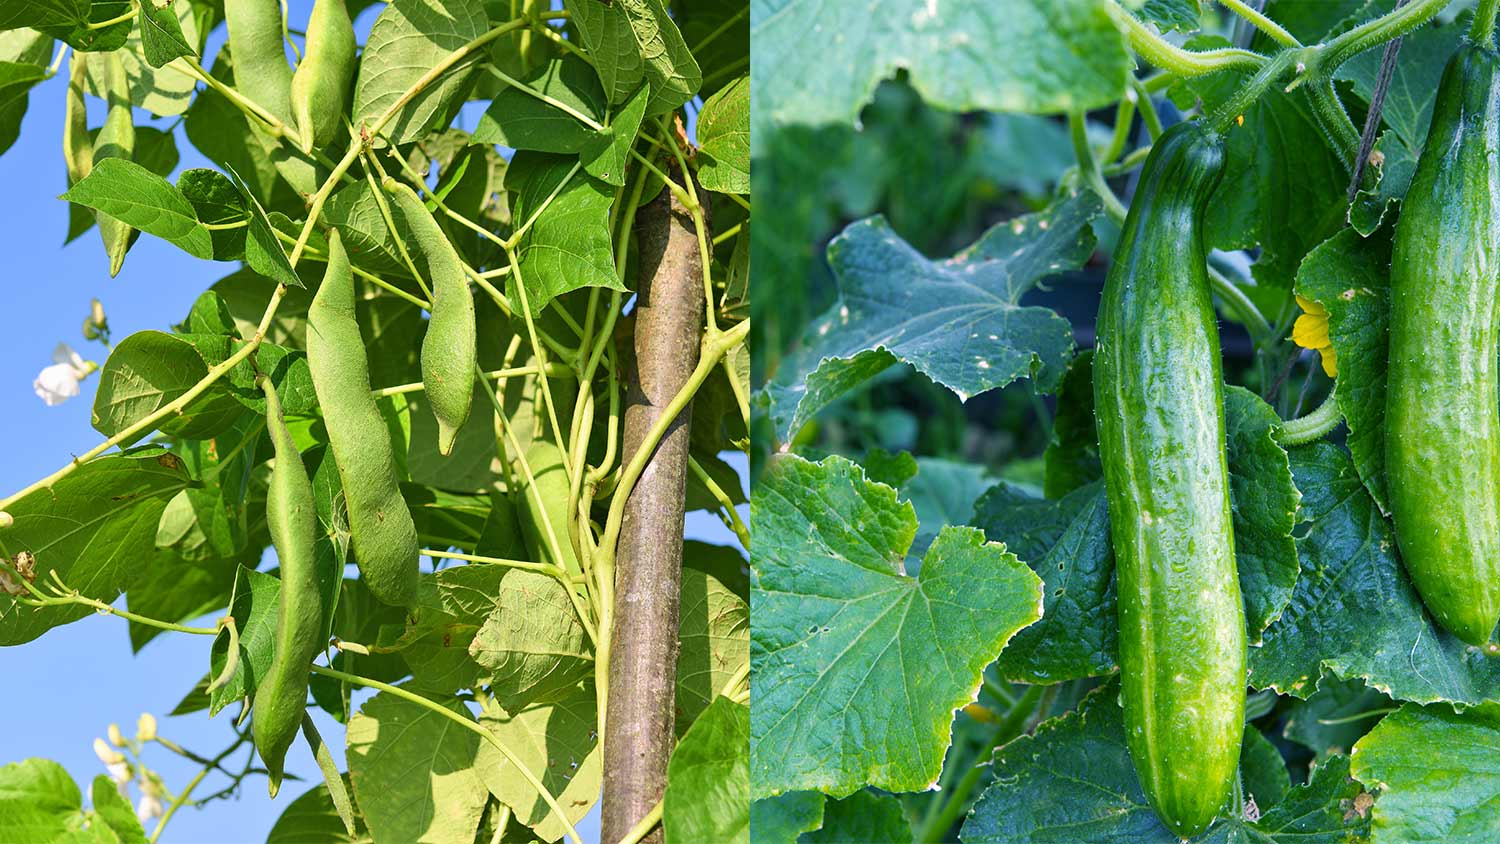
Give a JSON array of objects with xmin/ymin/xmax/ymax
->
[{"xmin": 0, "ymin": 6, "xmax": 741, "ymax": 841}]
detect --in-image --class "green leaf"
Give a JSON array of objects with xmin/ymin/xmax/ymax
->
[
  {"xmin": 90, "ymin": 775, "xmax": 146, "ymax": 844},
  {"xmin": 580, "ymin": 81, "xmax": 648, "ymax": 186},
  {"xmin": 82, "ymin": 0, "xmax": 198, "ymax": 116},
  {"xmin": 697, "ymin": 75, "xmax": 749, "ymax": 195},
  {"xmin": 0, "ymin": 448, "xmax": 190, "ymax": 646},
  {"xmin": 1135, "ymin": 0, "xmax": 1201, "ymax": 32},
  {"xmin": 474, "ymin": 56, "xmax": 608, "ymax": 153},
  {"xmin": 0, "ymin": 0, "xmax": 87, "ymax": 31},
  {"xmin": 750, "ymin": 454, "xmax": 1043, "ymax": 798},
  {"xmin": 352, "ymin": 0, "xmax": 488, "ymax": 144},
  {"xmin": 760, "ymin": 191, "xmax": 1099, "ymax": 443},
  {"xmin": 60, "ymin": 159, "xmax": 213, "ymax": 259},
  {"xmin": 1337, "ymin": 21, "xmax": 1459, "ymax": 152},
  {"xmin": 663, "ymin": 697, "xmax": 749, "ymax": 844},
  {"xmin": 961, "ymin": 686, "xmax": 1371, "ymax": 843},
  {"xmin": 677, "ymin": 544, "xmax": 749, "ymax": 733},
  {"xmin": 897, "ymin": 457, "xmax": 994, "ymax": 560},
  {"xmin": 1042, "ymin": 351, "xmax": 1099, "ymax": 498},
  {"xmin": 1240, "ymin": 728, "xmax": 1291, "ymax": 812},
  {"xmin": 348, "ymin": 690, "xmax": 489, "ymax": 844},
  {"xmin": 1350, "ymin": 703, "xmax": 1500, "ymax": 843},
  {"xmin": 39, "ymin": 0, "xmax": 131, "ymax": 53},
  {"xmin": 1283, "ymin": 675, "xmax": 1391, "ymax": 758},
  {"xmin": 475, "ymin": 685, "xmax": 600, "ymax": 841},
  {"xmin": 1252, "ymin": 444, "xmax": 1500, "ymax": 705},
  {"xmin": 399, "ymin": 564, "xmax": 500, "ymax": 694},
  {"xmin": 1293, "ymin": 227, "xmax": 1392, "ymax": 514},
  {"xmin": 571, "ymin": 0, "xmax": 701, "ymax": 116},
  {"xmin": 0, "ymin": 758, "xmax": 90, "ymax": 843},
  {"xmin": 208, "ymin": 567, "xmax": 280, "ymax": 715},
  {"xmin": 974, "ymin": 481, "xmax": 1116, "ymax": 684},
  {"xmin": 91, "ymin": 330, "xmax": 245, "ymax": 441},
  {"xmin": 675, "ymin": 0, "xmax": 747, "ymax": 100},
  {"xmin": 801, "ymin": 790, "xmax": 910, "ymax": 844},
  {"xmin": 0, "ymin": 59, "xmax": 47, "ymax": 159},
  {"xmin": 750, "ymin": 0, "xmax": 1128, "ymax": 152},
  {"xmin": 468, "ymin": 569, "xmax": 594, "ymax": 708},
  {"xmin": 267, "ymin": 779, "xmax": 365, "ymax": 844},
  {"xmin": 506, "ymin": 152, "xmax": 624, "ymax": 315},
  {"xmin": 136, "ymin": 0, "xmax": 195, "ymax": 69},
  {"xmin": 126, "ymin": 552, "xmax": 243, "ymax": 652},
  {"xmin": 176, "ymin": 169, "xmax": 249, "ymax": 261},
  {"xmin": 1349, "ymin": 130, "xmax": 1418, "ymax": 237},
  {"xmin": 226, "ymin": 166, "xmax": 301, "ymax": 288},
  {"xmin": 749, "ymin": 792, "xmax": 824, "ymax": 844}
]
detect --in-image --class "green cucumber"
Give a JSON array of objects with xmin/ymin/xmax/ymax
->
[
  {"xmin": 1094, "ymin": 121, "xmax": 1244, "ymax": 837},
  {"xmin": 1387, "ymin": 42, "xmax": 1500, "ymax": 647}
]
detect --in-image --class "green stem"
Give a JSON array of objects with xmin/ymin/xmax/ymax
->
[
  {"xmin": 1475, "ymin": 0, "xmax": 1500, "ymax": 46},
  {"xmin": 1307, "ymin": 77, "xmax": 1360, "ymax": 171},
  {"xmin": 1277, "ymin": 386, "xmax": 1342, "ymax": 445},
  {"xmin": 1219, "ymin": 0, "xmax": 1301, "ymax": 48},
  {"xmin": 1069, "ymin": 111, "xmax": 1129, "ymax": 221},
  {"xmin": 613, "ymin": 799, "xmax": 663, "ymax": 844},
  {"xmin": 1207, "ymin": 266, "xmax": 1273, "ymax": 342},
  {"xmin": 1132, "ymin": 79, "xmax": 1164, "ymax": 140},
  {"xmin": 1205, "ymin": 48, "xmax": 1302, "ymax": 133},
  {"xmin": 311, "ymin": 663, "xmax": 586, "ymax": 844},
  {"xmin": 1315, "ymin": 0, "xmax": 1451, "ymax": 74},
  {"xmin": 1106, "ymin": 1, "xmax": 1267, "ymax": 76},
  {"xmin": 916, "ymin": 685, "xmax": 1046, "ymax": 843}
]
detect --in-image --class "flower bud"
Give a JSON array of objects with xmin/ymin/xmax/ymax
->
[
  {"xmin": 137, "ymin": 712, "xmax": 157, "ymax": 742},
  {"xmin": 107, "ymin": 723, "xmax": 124, "ymax": 747},
  {"xmin": 93, "ymin": 737, "xmax": 124, "ymax": 766}
]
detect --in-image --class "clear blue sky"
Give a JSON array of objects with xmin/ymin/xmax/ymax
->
[{"xmin": 0, "ymin": 5, "xmax": 740, "ymax": 841}]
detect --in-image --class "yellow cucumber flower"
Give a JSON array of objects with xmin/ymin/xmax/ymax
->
[{"xmin": 1292, "ymin": 294, "xmax": 1338, "ymax": 377}]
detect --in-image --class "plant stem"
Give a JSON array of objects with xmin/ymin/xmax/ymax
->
[
  {"xmin": 916, "ymin": 685, "xmax": 1046, "ymax": 843},
  {"xmin": 1475, "ymin": 0, "xmax": 1499, "ymax": 46},
  {"xmin": 1208, "ymin": 266, "xmax": 1273, "ymax": 341},
  {"xmin": 1105, "ymin": 1, "xmax": 1268, "ymax": 76},
  {"xmin": 1205, "ymin": 48, "xmax": 1302, "ymax": 133},
  {"xmin": 600, "ymin": 163, "xmax": 710, "ymax": 844},
  {"xmin": 613, "ymin": 800, "xmax": 664, "ymax": 844},
  {"xmin": 1069, "ymin": 111, "xmax": 1129, "ymax": 221},
  {"xmin": 1315, "ymin": 0, "xmax": 1450, "ymax": 74},
  {"xmin": 1219, "ymin": 0, "xmax": 1301, "ymax": 48},
  {"xmin": 1277, "ymin": 386, "xmax": 1342, "ymax": 445}
]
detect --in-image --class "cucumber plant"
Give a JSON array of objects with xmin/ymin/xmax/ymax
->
[
  {"xmin": 751, "ymin": 1, "xmax": 1500, "ymax": 842},
  {"xmin": 0, "ymin": 1, "xmax": 748, "ymax": 842}
]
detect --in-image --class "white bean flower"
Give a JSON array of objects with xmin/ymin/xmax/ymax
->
[
  {"xmin": 136, "ymin": 791, "xmax": 163, "ymax": 823},
  {"xmin": 33, "ymin": 343, "xmax": 94, "ymax": 406}
]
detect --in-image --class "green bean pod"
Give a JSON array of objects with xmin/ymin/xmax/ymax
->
[
  {"xmin": 63, "ymin": 53, "xmax": 90, "ymax": 187},
  {"xmin": 252, "ymin": 377, "xmax": 323, "ymax": 798},
  {"xmin": 1094, "ymin": 122, "xmax": 1243, "ymax": 837},
  {"xmin": 224, "ymin": 0, "xmax": 316, "ymax": 197},
  {"xmin": 386, "ymin": 180, "xmax": 477, "ymax": 456},
  {"xmin": 290, "ymin": 0, "xmax": 356, "ymax": 153},
  {"xmin": 1387, "ymin": 43, "xmax": 1500, "ymax": 646},
  {"xmin": 307, "ymin": 229, "xmax": 420, "ymax": 606},
  {"xmin": 93, "ymin": 52, "xmax": 135, "ymax": 277}
]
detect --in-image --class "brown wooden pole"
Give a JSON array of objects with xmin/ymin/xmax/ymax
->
[{"xmin": 600, "ymin": 164, "xmax": 706, "ymax": 844}]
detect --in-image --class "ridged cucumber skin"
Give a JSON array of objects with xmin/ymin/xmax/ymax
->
[
  {"xmin": 1387, "ymin": 43, "xmax": 1500, "ymax": 647},
  {"xmin": 1094, "ymin": 121, "xmax": 1245, "ymax": 838}
]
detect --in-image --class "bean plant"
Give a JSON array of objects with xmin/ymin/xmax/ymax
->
[
  {"xmin": 0, "ymin": 1, "xmax": 749, "ymax": 843},
  {"xmin": 750, "ymin": 0, "xmax": 1500, "ymax": 842}
]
